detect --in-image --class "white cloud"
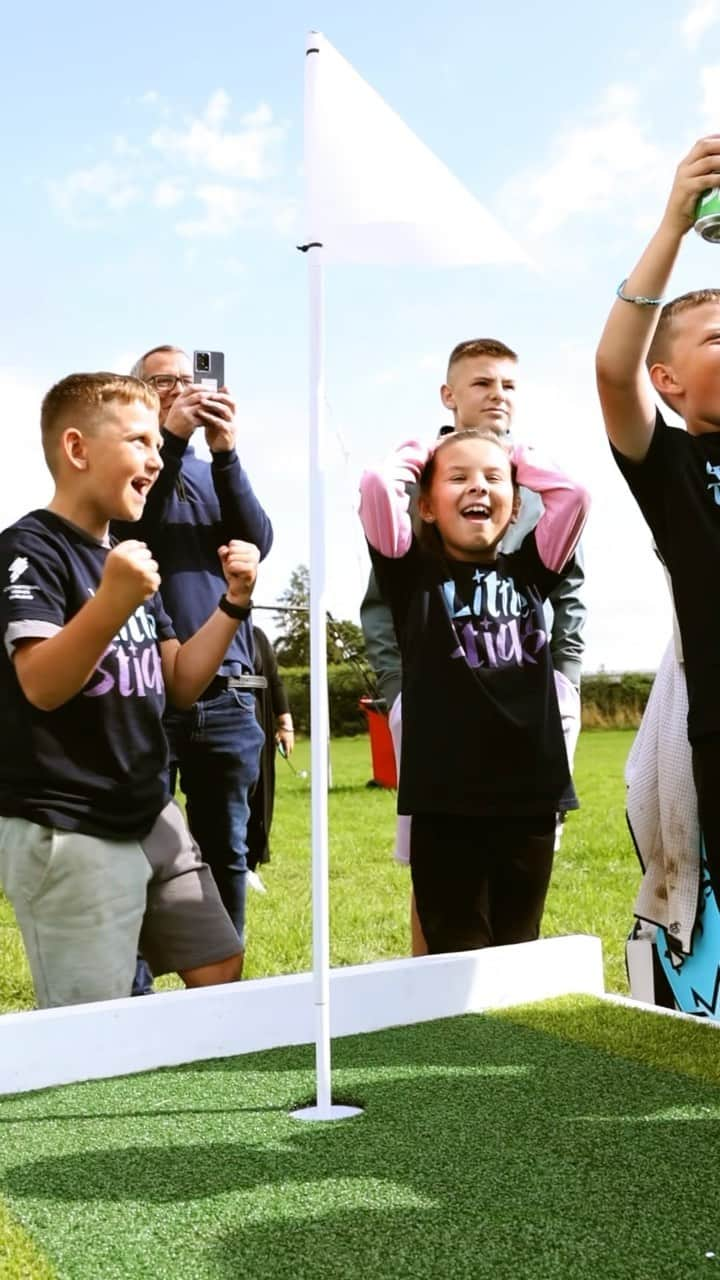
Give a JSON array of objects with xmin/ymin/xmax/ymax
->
[
  {"xmin": 152, "ymin": 179, "xmax": 185, "ymax": 209},
  {"xmin": 519, "ymin": 344, "xmax": 671, "ymax": 673},
  {"xmin": 149, "ymin": 95, "xmax": 285, "ymax": 180},
  {"xmin": 700, "ymin": 64, "xmax": 720, "ymax": 125},
  {"xmin": 204, "ymin": 89, "xmax": 231, "ymax": 128},
  {"xmin": 139, "ymin": 90, "xmax": 161, "ymax": 106},
  {"xmin": 49, "ymin": 90, "xmax": 287, "ymax": 234},
  {"xmin": 499, "ymin": 84, "xmax": 667, "ymax": 241},
  {"xmin": 49, "ymin": 162, "xmax": 142, "ymax": 226},
  {"xmin": 0, "ymin": 372, "xmax": 52, "ymax": 529},
  {"xmin": 371, "ymin": 352, "xmax": 445, "ymax": 388},
  {"xmin": 107, "ymin": 349, "xmax": 139, "ymax": 374},
  {"xmin": 221, "ymin": 256, "xmax": 247, "ymax": 277},
  {"xmin": 176, "ymin": 185, "xmax": 258, "ymax": 237},
  {"xmin": 682, "ymin": 0, "xmax": 720, "ymax": 49},
  {"xmin": 271, "ymin": 199, "xmax": 299, "ymax": 236}
]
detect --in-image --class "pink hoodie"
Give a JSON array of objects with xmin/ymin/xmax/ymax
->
[{"xmin": 359, "ymin": 438, "xmax": 589, "ymax": 572}]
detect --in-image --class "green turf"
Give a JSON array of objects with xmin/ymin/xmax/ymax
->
[
  {"xmin": 0, "ymin": 1198, "xmax": 58, "ymax": 1280},
  {"xmin": 2, "ymin": 998, "xmax": 720, "ymax": 1279},
  {"xmin": 499, "ymin": 994, "xmax": 720, "ymax": 1088}
]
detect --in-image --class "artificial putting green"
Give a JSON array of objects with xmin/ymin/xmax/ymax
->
[{"xmin": 2, "ymin": 995, "xmax": 720, "ymax": 1280}]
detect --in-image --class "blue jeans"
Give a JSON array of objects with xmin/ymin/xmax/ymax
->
[{"xmin": 164, "ymin": 687, "xmax": 265, "ymax": 950}]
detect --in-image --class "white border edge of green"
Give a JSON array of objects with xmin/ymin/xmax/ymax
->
[
  {"xmin": 600, "ymin": 991, "xmax": 720, "ymax": 1027},
  {"xmin": 0, "ymin": 934, "xmax": 604, "ymax": 1096}
]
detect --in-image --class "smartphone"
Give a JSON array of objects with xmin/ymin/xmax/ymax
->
[{"xmin": 193, "ymin": 350, "xmax": 225, "ymax": 392}]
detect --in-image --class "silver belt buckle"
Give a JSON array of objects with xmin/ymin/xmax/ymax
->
[{"xmin": 227, "ymin": 674, "xmax": 268, "ymax": 690}]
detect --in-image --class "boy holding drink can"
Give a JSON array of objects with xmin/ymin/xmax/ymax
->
[{"xmin": 596, "ymin": 134, "xmax": 720, "ymax": 907}]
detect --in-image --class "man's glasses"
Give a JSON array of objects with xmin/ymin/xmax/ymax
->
[{"xmin": 146, "ymin": 375, "xmax": 194, "ymax": 392}]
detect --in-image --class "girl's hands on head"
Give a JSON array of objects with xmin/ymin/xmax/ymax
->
[
  {"xmin": 392, "ymin": 439, "xmax": 434, "ymax": 484},
  {"xmin": 509, "ymin": 441, "xmax": 528, "ymax": 467}
]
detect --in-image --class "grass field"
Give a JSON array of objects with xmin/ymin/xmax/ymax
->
[
  {"xmin": 3, "ymin": 997, "xmax": 720, "ymax": 1279},
  {"xmin": 0, "ymin": 727, "xmax": 639, "ymax": 1013}
]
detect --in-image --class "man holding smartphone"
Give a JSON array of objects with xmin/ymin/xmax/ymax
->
[{"xmin": 115, "ymin": 345, "xmax": 273, "ymax": 982}]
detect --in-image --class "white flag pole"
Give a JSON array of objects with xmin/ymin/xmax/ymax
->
[
  {"xmin": 291, "ymin": 31, "xmax": 361, "ymax": 1124},
  {"xmin": 291, "ymin": 26, "xmax": 531, "ymax": 1123}
]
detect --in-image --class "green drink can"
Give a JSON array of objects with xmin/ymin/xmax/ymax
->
[{"xmin": 695, "ymin": 187, "xmax": 720, "ymax": 242}]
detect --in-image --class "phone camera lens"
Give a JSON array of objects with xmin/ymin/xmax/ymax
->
[{"xmin": 196, "ymin": 352, "xmax": 210, "ymax": 373}]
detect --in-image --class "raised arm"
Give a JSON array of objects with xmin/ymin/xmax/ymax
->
[
  {"xmin": 358, "ymin": 440, "xmax": 429, "ymax": 557},
  {"xmin": 13, "ymin": 543, "xmax": 162, "ymax": 712},
  {"xmin": 596, "ymin": 136, "xmax": 720, "ymax": 462},
  {"xmin": 197, "ymin": 388, "xmax": 273, "ymax": 559},
  {"xmin": 512, "ymin": 445, "xmax": 590, "ymax": 573},
  {"xmin": 211, "ymin": 451, "xmax": 274, "ymax": 560},
  {"xmin": 161, "ymin": 540, "xmax": 259, "ymax": 708}
]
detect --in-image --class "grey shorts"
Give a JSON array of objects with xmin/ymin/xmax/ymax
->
[{"xmin": 0, "ymin": 800, "xmax": 241, "ymax": 1008}]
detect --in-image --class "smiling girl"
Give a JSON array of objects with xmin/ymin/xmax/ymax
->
[{"xmin": 359, "ymin": 429, "xmax": 590, "ymax": 953}]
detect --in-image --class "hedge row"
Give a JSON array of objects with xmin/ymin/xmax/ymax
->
[
  {"xmin": 280, "ymin": 665, "xmax": 656, "ymax": 736},
  {"xmin": 279, "ymin": 665, "xmax": 375, "ymax": 737},
  {"xmin": 580, "ymin": 672, "xmax": 654, "ymax": 728}
]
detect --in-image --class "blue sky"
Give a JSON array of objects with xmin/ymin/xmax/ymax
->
[{"xmin": 3, "ymin": 0, "xmax": 720, "ymax": 671}]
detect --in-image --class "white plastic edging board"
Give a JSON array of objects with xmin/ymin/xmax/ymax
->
[
  {"xmin": 0, "ymin": 934, "xmax": 604, "ymax": 1096},
  {"xmin": 600, "ymin": 991, "xmax": 720, "ymax": 1027}
]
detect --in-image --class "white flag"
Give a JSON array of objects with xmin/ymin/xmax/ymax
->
[{"xmin": 305, "ymin": 32, "xmax": 530, "ymax": 267}]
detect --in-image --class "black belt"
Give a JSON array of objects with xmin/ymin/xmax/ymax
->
[{"xmin": 202, "ymin": 674, "xmax": 268, "ymax": 699}]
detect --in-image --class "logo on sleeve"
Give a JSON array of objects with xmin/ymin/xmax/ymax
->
[
  {"xmin": 4, "ymin": 556, "xmax": 34, "ymax": 600},
  {"xmin": 8, "ymin": 557, "xmax": 28, "ymax": 583}
]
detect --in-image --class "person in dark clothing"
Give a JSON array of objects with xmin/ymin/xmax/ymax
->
[
  {"xmin": 597, "ymin": 135, "xmax": 720, "ymax": 914},
  {"xmin": 246, "ymin": 626, "xmax": 294, "ymax": 872},
  {"xmin": 0, "ymin": 371, "xmax": 253, "ymax": 1007},
  {"xmin": 359, "ymin": 430, "xmax": 590, "ymax": 953},
  {"xmin": 360, "ymin": 338, "xmax": 586, "ymax": 955},
  {"xmin": 116, "ymin": 344, "xmax": 273, "ymax": 977}
]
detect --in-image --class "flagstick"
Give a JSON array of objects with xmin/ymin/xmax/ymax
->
[{"xmin": 291, "ymin": 32, "xmax": 361, "ymax": 1123}]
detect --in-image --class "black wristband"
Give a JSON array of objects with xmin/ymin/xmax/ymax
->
[{"xmin": 218, "ymin": 594, "xmax": 252, "ymax": 621}]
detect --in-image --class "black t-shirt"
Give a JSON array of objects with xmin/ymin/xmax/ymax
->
[
  {"xmin": 0, "ymin": 510, "xmax": 176, "ymax": 838},
  {"xmin": 370, "ymin": 533, "xmax": 576, "ymax": 817},
  {"xmin": 612, "ymin": 411, "xmax": 720, "ymax": 743}
]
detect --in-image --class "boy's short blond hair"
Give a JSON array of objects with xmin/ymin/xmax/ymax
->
[
  {"xmin": 647, "ymin": 289, "xmax": 720, "ymax": 369},
  {"xmin": 446, "ymin": 338, "xmax": 518, "ymax": 381},
  {"xmin": 40, "ymin": 373, "xmax": 159, "ymax": 474}
]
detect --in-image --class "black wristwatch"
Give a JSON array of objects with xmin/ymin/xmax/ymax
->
[{"xmin": 218, "ymin": 595, "xmax": 252, "ymax": 621}]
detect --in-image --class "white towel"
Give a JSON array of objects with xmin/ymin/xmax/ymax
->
[{"xmin": 626, "ymin": 639, "xmax": 700, "ymax": 955}]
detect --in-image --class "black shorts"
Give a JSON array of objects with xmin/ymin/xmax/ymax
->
[{"xmin": 410, "ymin": 811, "xmax": 556, "ymax": 955}]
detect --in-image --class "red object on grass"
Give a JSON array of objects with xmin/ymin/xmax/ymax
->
[{"xmin": 359, "ymin": 697, "xmax": 398, "ymax": 789}]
